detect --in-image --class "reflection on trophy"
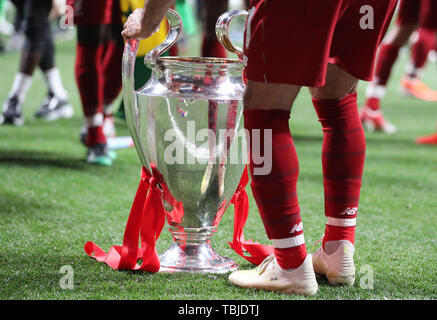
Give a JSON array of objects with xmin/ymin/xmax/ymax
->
[{"xmin": 122, "ymin": 9, "xmax": 248, "ymax": 273}]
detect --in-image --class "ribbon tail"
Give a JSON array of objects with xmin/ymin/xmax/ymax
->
[
  {"xmin": 84, "ymin": 242, "xmax": 125, "ymax": 270},
  {"xmin": 83, "ymin": 167, "xmax": 152, "ymax": 271},
  {"xmin": 229, "ymin": 167, "xmax": 273, "ymax": 266},
  {"xmin": 139, "ymin": 185, "xmax": 165, "ymax": 273},
  {"xmin": 118, "ymin": 174, "xmax": 151, "ymax": 269}
]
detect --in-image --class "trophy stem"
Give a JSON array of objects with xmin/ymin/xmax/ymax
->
[{"xmin": 158, "ymin": 227, "xmax": 238, "ymax": 274}]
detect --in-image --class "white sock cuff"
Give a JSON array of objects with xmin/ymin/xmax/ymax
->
[
  {"xmin": 326, "ymin": 217, "xmax": 357, "ymax": 227},
  {"xmin": 272, "ymin": 234, "xmax": 305, "ymax": 249},
  {"xmin": 9, "ymin": 73, "xmax": 33, "ymax": 102},
  {"xmin": 44, "ymin": 68, "xmax": 68, "ymax": 100},
  {"xmin": 365, "ymin": 83, "xmax": 386, "ymax": 99},
  {"xmin": 86, "ymin": 113, "xmax": 104, "ymax": 127}
]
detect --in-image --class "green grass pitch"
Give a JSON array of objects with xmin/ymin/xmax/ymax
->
[{"xmin": 0, "ymin": 36, "xmax": 436, "ymax": 300}]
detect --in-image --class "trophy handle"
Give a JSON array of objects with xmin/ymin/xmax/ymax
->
[
  {"xmin": 122, "ymin": 9, "xmax": 183, "ymax": 170},
  {"xmin": 215, "ymin": 9, "xmax": 248, "ymax": 60},
  {"xmin": 144, "ymin": 9, "xmax": 183, "ymax": 71},
  {"xmin": 122, "ymin": 38, "xmax": 150, "ymax": 169}
]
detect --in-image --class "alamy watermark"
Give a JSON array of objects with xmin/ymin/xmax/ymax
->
[
  {"xmin": 59, "ymin": 265, "xmax": 74, "ymax": 290},
  {"xmin": 359, "ymin": 264, "xmax": 375, "ymax": 290},
  {"xmin": 59, "ymin": 4, "xmax": 74, "ymax": 30},
  {"xmin": 360, "ymin": 5, "xmax": 375, "ymax": 30}
]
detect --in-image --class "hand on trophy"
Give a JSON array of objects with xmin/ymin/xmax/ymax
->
[{"xmin": 121, "ymin": 0, "xmax": 175, "ymax": 40}]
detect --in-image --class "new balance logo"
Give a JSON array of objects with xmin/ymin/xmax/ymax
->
[
  {"xmin": 340, "ymin": 207, "xmax": 358, "ymax": 216},
  {"xmin": 289, "ymin": 222, "xmax": 303, "ymax": 234}
]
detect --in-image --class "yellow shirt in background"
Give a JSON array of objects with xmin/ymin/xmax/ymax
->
[{"xmin": 119, "ymin": 0, "xmax": 168, "ymax": 57}]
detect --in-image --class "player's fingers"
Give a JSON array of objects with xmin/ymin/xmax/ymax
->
[
  {"xmin": 121, "ymin": 29, "xmax": 129, "ymax": 40},
  {"xmin": 121, "ymin": 26, "xmax": 147, "ymax": 40},
  {"xmin": 121, "ymin": 26, "xmax": 135, "ymax": 40}
]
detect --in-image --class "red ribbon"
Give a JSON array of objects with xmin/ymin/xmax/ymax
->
[
  {"xmin": 84, "ymin": 167, "xmax": 166, "ymax": 272},
  {"xmin": 228, "ymin": 167, "xmax": 273, "ymax": 265}
]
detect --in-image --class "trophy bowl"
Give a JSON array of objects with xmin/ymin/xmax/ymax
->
[{"xmin": 122, "ymin": 9, "xmax": 248, "ymax": 273}]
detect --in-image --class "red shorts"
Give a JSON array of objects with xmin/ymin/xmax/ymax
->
[
  {"xmin": 67, "ymin": 0, "xmax": 121, "ymax": 25},
  {"xmin": 244, "ymin": 0, "xmax": 398, "ymax": 87}
]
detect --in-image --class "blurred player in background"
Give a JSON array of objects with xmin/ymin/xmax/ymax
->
[
  {"xmin": 68, "ymin": 0, "xmax": 123, "ymax": 166},
  {"xmin": 200, "ymin": 0, "xmax": 227, "ymax": 58},
  {"xmin": 1, "ymin": 0, "xmax": 73, "ymax": 126},
  {"xmin": 361, "ymin": 0, "xmax": 437, "ymax": 134},
  {"xmin": 198, "ymin": 0, "xmax": 249, "ymax": 58}
]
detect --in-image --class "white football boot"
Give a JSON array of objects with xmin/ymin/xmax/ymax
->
[
  {"xmin": 312, "ymin": 240, "xmax": 355, "ymax": 286},
  {"xmin": 228, "ymin": 254, "xmax": 318, "ymax": 296}
]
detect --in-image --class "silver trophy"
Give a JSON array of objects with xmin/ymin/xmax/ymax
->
[{"xmin": 122, "ymin": 9, "xmax": 248, "ymax": 273}]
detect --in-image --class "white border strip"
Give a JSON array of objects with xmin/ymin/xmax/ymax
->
[
  {"xmin": 327, "ymin": 217, "xmax": 356, "ymax": 227},
  {"xmin": 272, "ymin": 234, "xmax": 305, "ymax": 249}
]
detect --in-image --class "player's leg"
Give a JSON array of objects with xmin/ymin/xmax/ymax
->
[
  {"xmin": 414, "ymin": 0, "xmax": 437, "ymax": 144},
  {"xmin": 73, "ymin": 0, "xmax": 118, "ymax": 165},
  {"xmin": 101, "ymin": 23, "xmax": 124, "ymax": 139},
  {"xmin": 402, "ymin": 28, "xmax": 437, "ymax": 101},
  {"xmin": 229, "ymin": 80, "xmax": 320, "ymax": 295},
  {"xmin": 309, "ymin": 64, "xmax": 362, "ymax": 286},
  {"xmin": 34, "ymin": 22, "xmax": 74, "ymax": 121},
  {"xmin": 310, "ymin": 0, "xmax": 397, "ymax": 286},
  {"xmin": 1, "ymin": 0, "xmax": 52, "ymax": 126},
  {"xmin": 407, "ymin": 28, "xmax": 435, "ymax": 80},
  {"xmin": 75, "ymin": 25, "xmax": 115, "ymax": 166},
  {"xmin": 201, "ymin": 0, "xmax": 227, "ymax": 57},
  {"xmin": 361, "ymin": 0, "xmax": 419, "ymax": 133},
  {"xmin": 400, "ymin": 0, "xmax": 437, "ymax": 101},
  {"xmin": 243, "ymin": 82, "xmax": 304, "ymax": 270},
  {"xmin": 371, "ymin": 23, "xmax": 416, "ymax": 87},
  {"xmin": 227, "ymin": 0, "xmax": 347, "ymax": 296}
]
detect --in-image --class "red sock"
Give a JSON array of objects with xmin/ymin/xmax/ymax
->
[
  {"xmin": 410, "ymin": 28, "xmax": 435, "ymax": 74},
  {"xmin": 75, "ymin": 42, "xmax": 104, "ymax": 118},
  {"xmin": 244, "ymin": 110, "xmax": 306, "ymax": 269},
  {"xmin": 373, "ymin": 43, "xmax": 401, "ymax": 86},
  {"xmin": 312, "ymin": 94, "xmax": 365, "ymax": 248},
  {"xmin": 102, "ymin": 40, "xmax": 123, "ymax": 106},
  {"xmin": 86, "ymin": 126, "xmax": 106, "ymax": 147},
  {"xmin": 365, "ymin": 97, "xmax": 381, "ymax": 111},
  {"xmin": 169, "ymin": 44, "xmax": 178, "ymax": 56},
  {"xmin": 201, "ymin": 35, "xmax": 227, "ymax": 58}
]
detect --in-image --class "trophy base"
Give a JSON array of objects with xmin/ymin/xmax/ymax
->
[{"xmin": 159, "ymin": 242, "xmax": 238, "ymax": 274}]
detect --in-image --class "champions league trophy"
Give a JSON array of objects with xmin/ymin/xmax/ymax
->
[{"xmin": 122, "ymin": 9, "xmax": 248, "ymax": 273}]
